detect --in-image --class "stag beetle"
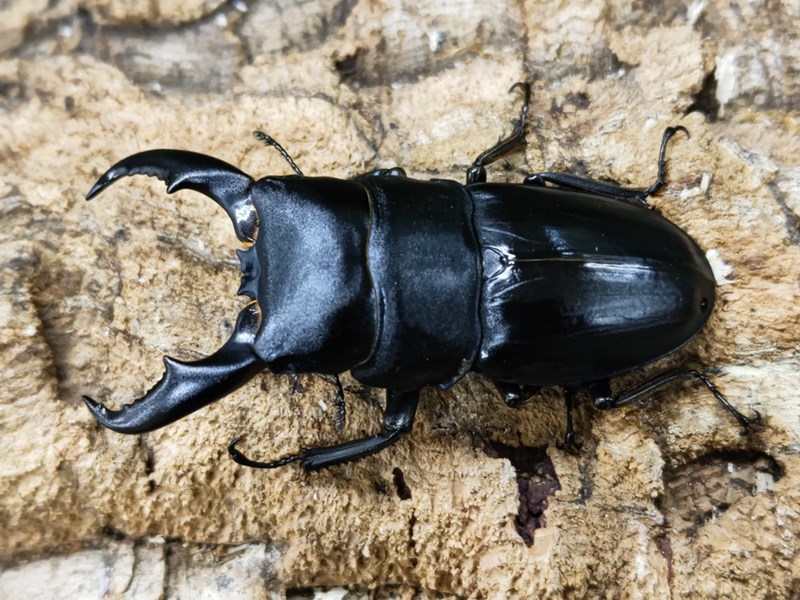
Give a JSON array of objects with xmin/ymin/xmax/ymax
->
[{"xmin": 83, "ymin": 83, "xmax": 759, "ymax": 471}]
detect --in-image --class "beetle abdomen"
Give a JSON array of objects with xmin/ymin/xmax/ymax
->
[{"xmin": 471, "ymin": 184, "xmax": 716, "ymax": 385}]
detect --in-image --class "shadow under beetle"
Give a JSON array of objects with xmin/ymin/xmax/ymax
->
[{"xmin": 83, "ymin": 83, "xmax": 759, "ymax": 471}]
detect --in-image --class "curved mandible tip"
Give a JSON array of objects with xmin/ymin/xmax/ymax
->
[
  {"xmin": 83, "ymin": 304, "xmax": 266, "ymax": 434},
  {"xmin": 87, "ymin": 149, "xmax": 258, "ymax": 243}
]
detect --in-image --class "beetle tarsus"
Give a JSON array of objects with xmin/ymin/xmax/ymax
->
[
  {"xmin": 467, "ymin": 81, "xmax": 532, "ymax": 184},
  {"xmin": 637, "ymin": 125, "xmax": 690, "ymax": 202},
  {"xmin": 689, "ymin": 370, "xmax": 761, "ymax": 428},
  {"xmin": 332, "ymin": 374, "xmax": 346, "ymax": 430}
]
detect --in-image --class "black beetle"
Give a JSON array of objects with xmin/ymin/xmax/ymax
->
[{"xmin": 83, "ymin": 84, "xmax": 758, "ymax": 471}]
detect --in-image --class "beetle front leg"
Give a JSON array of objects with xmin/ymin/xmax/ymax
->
[
  {"xmin": 467, "ymin": 82, "xmax": 531, "ymax": 184},
  {"xmin": 229, "ymin": 389, "xmax": 420, "ymax": 471},
  {"xmin": 523, "ymin": 126, "xmax": 689, "ymax": 207},
  {"xmin": 586, "ymin": 369, "xmax": 760, "ymax": 429}
]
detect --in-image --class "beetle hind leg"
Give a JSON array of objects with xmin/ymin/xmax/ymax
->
[
  {"xmin": 523, "ymin": 126, "xmax": 690, "ymax": 207},
  {"xmin": 229, "ymin": 389, "xmax": 420, "ymax": 471},
  {"xmin": 587, "ymin": 369, "xmax": 761, "ymax": 429}
]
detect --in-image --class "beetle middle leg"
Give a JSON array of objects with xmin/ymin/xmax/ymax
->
[
  {"xmin": 586, "ymin": 369, "xmax": 761, "ymax": 428},
  {"xmin": 228, "ymin": 389, "xmax": 420, "ymax": 471},
  {"xmin": 523, "ymin": 126, "xmax": 689, "ymax": 207},
  {"xmin": 559, "ymin": 388, "xmax": 581, "ymax": 454},
  {"xmin": 466, "ymin": 81, "xmax": 532, "ymax": 184}
]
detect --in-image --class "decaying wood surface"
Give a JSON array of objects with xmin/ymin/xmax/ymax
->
[{"xmin": 1, "ymin": 0, "xmax": 798, "ymax": 598}]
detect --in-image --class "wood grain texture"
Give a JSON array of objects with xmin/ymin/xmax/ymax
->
[{"xmin": 0, "ymin": 0, "xmax": 797, "ymax": 597}]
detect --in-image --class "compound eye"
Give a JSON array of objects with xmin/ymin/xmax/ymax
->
[{"xmin": 699, "ymin": 297, "xmax": 709, "ymax": 312}]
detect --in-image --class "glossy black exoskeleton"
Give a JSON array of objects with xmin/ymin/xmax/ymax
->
[{"xmin": 83, "ymin": 84, "xmax": 759, "ymax": 471}]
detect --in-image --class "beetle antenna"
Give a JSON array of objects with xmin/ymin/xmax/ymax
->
[{"xmin": 254, "ymin": 131, "xmax": 304, "ymax": 176}]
